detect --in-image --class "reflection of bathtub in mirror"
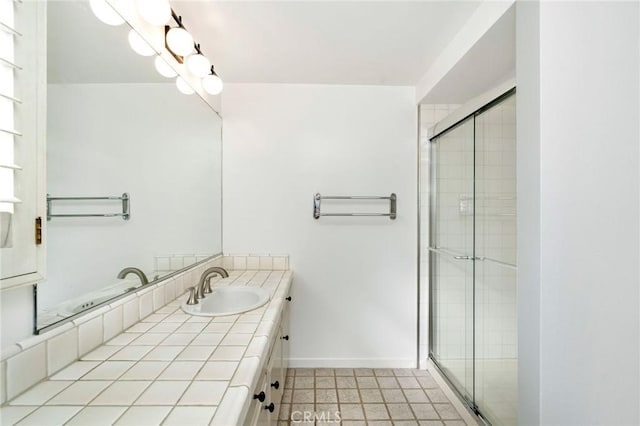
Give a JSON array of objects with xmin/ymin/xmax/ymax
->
[
  {"xmin": 37, "ymin": 252, "xmax": 214, "ymax": 329},
  {"xmin": 56, "ymin": 275, "xmax": 153, "ymax": 317},
  {"xmin": 36, "ymin": 273, "xmax": 154, "ymax": 329}
]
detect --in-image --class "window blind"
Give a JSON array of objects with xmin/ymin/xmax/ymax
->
[{"xmin": 0, "ymin": 0, "xmax": 22, "ymax": 247}]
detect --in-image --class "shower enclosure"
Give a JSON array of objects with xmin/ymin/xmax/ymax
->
[{"xmin": 426, "ymin": 90, "xmax": 517, "ymax": 425}]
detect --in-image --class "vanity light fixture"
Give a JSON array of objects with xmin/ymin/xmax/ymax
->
[
  {"xmin": 136, "ymin": 0, "xmax": 171, "ymax": 26},
  {"xmin": 176, "ymin": 76, "xmax": 195, "ymax": 95},
  {"xmin": 91, "ymin": 0, "xmax": 224, "ymax": 96},
  {"xmin": 89, "ymin": 0, "xmax": 125, "ymax": 26},
  {"xmin": 202, "ymin": 66, "xmax": 223, "ymax": 95},
  {"xmin": 127, "ymin": 29, "xmax": 155, "ymax": 56},
  {"xmin": 154, "ymin": 55, "xmax": 177, "ymax": 78},
  {"xmin": 186, "ymin": 45, "xmax": 211, "ymax": 78},
  {"xmin": 165, "ymin": 12, "xmax": 194, "ymax": 58}
]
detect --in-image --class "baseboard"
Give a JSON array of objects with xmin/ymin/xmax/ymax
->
[{"xmin": 288, "ymin": 358, "xmax": 418, "ymax": 368}]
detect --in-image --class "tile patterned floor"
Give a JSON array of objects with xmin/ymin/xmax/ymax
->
[{"xmin": 278, "ymin": 368, "xmax": 469, "ymax": 425}]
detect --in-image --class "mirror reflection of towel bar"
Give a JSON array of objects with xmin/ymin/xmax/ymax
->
[
  {"xmin": 46, "ymin": 193, "xmax": 130, "ymax": 221},
  {"xmin": 313, "ymin": 193, "xmax": 396, "ymax": 220}
]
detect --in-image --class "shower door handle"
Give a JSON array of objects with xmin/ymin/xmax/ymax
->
[{"xmin": 454, "ymin": 256, "xmax": 473, "ymax": 260}]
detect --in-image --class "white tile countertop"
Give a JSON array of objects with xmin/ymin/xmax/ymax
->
[{"xmin": 0, "ymin": 270, "xmax": 293, "ymax": 426}]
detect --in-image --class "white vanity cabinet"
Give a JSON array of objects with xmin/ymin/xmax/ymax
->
[{"xmin": 245, "ymin": 295, "xmax": 291, "ymax": 426}]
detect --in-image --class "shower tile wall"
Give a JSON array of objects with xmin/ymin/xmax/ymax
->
[
  {"xmin": 418, "ymin": 104, "xmax": 460, "ymax": 368},
  {"xmin": 475, "ymin": 97, "xmax": 517, "ymax": 361}
]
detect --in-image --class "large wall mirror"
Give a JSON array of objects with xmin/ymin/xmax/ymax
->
[{"xmin": 37, "ymin": 1, "xmax": 222, "ymax": 331}]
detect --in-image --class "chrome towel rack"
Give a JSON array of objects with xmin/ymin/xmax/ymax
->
[
  {"xmin": 47, "ymin": 193, "xmax": 130, "ymax": 221},
  {"xmin": 313, "ymin": 193, "xmax": 397, "ymax": 220}
]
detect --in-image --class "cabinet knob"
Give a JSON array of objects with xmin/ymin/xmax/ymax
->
[
  {"xmin": 281, "ymin": 335, "xmax": 289, "ymax": 341},
  {"xmin": 265, "ymin": 403, "xmax": 275, "ymax": 413},
  {"xmin": 253, "ymin": 391, "xmax": 265, "ymax": 402},
  {"xmin": 285, "ymin": 296, "xmax": 292, "ymax": 301},
  {"xmin": 271, "ymin": 381, "xmax": 280, "ymax": 390}
]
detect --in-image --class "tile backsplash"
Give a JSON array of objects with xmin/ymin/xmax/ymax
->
[{"xmin": 0, "ymin": 253, "xmax": 289, "ymax": 405}]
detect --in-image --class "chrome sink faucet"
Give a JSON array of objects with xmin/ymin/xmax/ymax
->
[
  {"xmin": 196, "ymin": 267, "xmax": 229, "ymax": 300},
  {"xmin": 117, "ymin": 267, "xmax": 149, "ymax": 285}
]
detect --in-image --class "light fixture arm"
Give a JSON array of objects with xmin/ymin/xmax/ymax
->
[{"xmin": 171, "ymin": 10, "xmax": 184, "ymax": 28}]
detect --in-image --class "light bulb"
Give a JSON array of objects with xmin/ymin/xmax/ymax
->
[
  {"xmin": 176, "ymin": 77, "xmax": 195, "ymax": 95},
  {"xmin": 89, "ymin": 0, "xmax": 125, "ymax": 26},
  {"xmin": 186, "ymin": 54, "xmax": 211, "ymax": 78},
  {"xmin": 154, "ymin": 56, "xmax": 177, "ymax": 78},
  {"xmin": 166, "ymin": 27, "xmax": 194, "ymax": 57},
  {"xmin": 136, "ymin": 0, "xmax": 171, "ymax": 25},
  {"xmin": 202, "ymin": 73, "xmax": 223, "ymax": 95},
  {"xmin": 113, "ymin": 0, "xmax": 136, "ymax": 21},
  {"xmin": 128, "ymin": 29, "xmax": 155, "ymax": 56}
]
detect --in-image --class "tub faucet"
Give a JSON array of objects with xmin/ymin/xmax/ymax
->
[
  {"xmin": 117, "ymin": 267, "xmax": 149, "ymax": 285},
  {"xmin": 196, "ymin": 267, "xmax": 229, "ymax": 299}
]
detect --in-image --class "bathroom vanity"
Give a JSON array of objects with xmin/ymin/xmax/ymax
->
[{"xmin": 0, "ymin": 255, "xmax": 292, "ymax": 425}]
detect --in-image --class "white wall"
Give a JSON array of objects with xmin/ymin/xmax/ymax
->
[
  {"xmin": 43, "ymin": 83, "xmax": 222, "ymax": 311},
  {"xmin": 518, "ymin": 1, "xmax": 640, "ymax": 424},
  {"xmin": 222, "ymin": 83, "xmax": 418, "ymax": 367}
]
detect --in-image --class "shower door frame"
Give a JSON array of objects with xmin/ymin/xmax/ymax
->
[{"xmin": 425, "ymin": 86, "xmax": 516, "ymax": 425}]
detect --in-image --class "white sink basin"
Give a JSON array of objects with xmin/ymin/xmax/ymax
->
[{"xmin": 181, "ymin": 286, "xmax": 270, "ymax": 317}]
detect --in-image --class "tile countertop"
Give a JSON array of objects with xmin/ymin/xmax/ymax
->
[{"xmin": 0, "ymin": 270, "xmax": 293, "ymax": 426}]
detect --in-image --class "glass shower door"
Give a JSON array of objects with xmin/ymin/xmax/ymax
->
[
  {"xmin": 474, "ymin": 94, "xmax": 517, "ymax": 425},
  {"xmin": 428, "ymin": 91, "xmax": 517, "ymax": 425},
  {"xmin": 429, "ymin": 118, "xmax": 475, "ymax": 402}
]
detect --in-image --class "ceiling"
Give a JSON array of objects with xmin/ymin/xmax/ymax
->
[
  {"xmin": 175, "ymin": 1, "xmax": 483, "ymax": 86},
  {"xmin": 422, "ymin": 4, "xmax": 515, "ymax": 103},
  {"xmin": 48, "ymin": 0, "xmax": 514, "ymax": 104}
]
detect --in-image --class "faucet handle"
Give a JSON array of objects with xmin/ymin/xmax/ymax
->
[{"xmin": 186, "ymin": 286, "xmax": 199, "ymax": 305}]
